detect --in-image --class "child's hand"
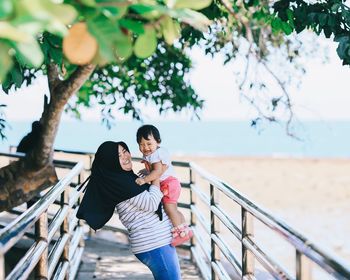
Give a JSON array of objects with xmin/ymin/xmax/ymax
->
[
  {"xmin": 135, "ymin": 177, "xmax": 146, "ymax": 185},
  {"xmin": 138, "ymin": 168, "xmax": 150, "ymax": 177}
]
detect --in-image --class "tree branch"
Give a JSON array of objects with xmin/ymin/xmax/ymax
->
[
  {"xmin": 47, "ymin": 63, "xmax": 60, "ymax": 93},
  {"xmin": 219, "ymin": 0, "xmax": 299, "ymax": 139},
  {"xmin": 218, "ymin": 0, "xmax": 253, "ymax": 44},
  {"xmin": 55, "ymin": 64, "xmax": 96, "ymax": 106},
  {"xmin": 30, "ymin": 63, "xmax": 96, "ymax": 167}
]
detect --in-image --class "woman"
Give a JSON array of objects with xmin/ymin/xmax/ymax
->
[{"xmin": 77, "ymin": 141, "xmax": 181, "ymax": 280}]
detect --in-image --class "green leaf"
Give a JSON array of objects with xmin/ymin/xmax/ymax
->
[
  {"xmin": 169, "ymin": 8, "xmax": 211, "ymax": 32},
  {"xmin": 335, "ymin": 36, "xmax": 350, "ymax": 59},
  {"xmin": 327, "ymin": 15, "xmax": 336, "ymax": 27},
  {"xmin": 331, "ymin": 3, "xmax": 341, "ymax": 13},
  {"xmin": 16, "ymin": 0, "xmax": 77, "ymax": 36},
  {"xmin": 130, "ymin": 4, "xmax": 157, "ymax": 14},
  {"xmin": 271, "ymin": 17, "xmax": 282, "ymax": 32},
  {"xmin": 38, "ymin": 1, "xmax": 77, "ymax": 25},
  {"xmin": 134, "ymin": 28, "xmax": 157, "ymax": 58},
  {"xmin": 79, "ymin": 0, "xmax": 96, "ymax": 7},
  {"xmin": 173, "ymin": 0, "xmax": 212, "ymax": 10},
  {"xmin": 115, "ymin": 33, "xmax": 133, "ymax": 60},
  {"xmin": 318, "ymin": 13, "xmax": 328, "ymax": 27},
  {"xmin": 161, "ymin": 16, "xmax": 180, "ymax": 44},
  {"xmin": 15, "ymin": 39, "xmax": 44, "ymax": 67},
  {"xmin": 41, "ymin": 32, "xmax": 62, "ymax": 64},
  {"xmin": 49, "ymin": 47, "xmax": 63, "ymax": 64},
  {"xmin": 10, "ymin": 65, "xmax": 24, "ymax": 88},
  {"xmin": 87, "ymin": 15, "xmax": 122, "ymax": 62},
  {"xmin": 0, "ymin": 43, "xmax": 13, "ymax": 83},
  {"xmin": 0, "ymin": 22, "xmax": 32, "ymax": 42},
  {"xmin": 102, "ymin": 6, "xmax": 128, "ymax": 19},
  {"xmin": 119, "ymin": 19, "xmax": 145, "ymax": 35},
  {"xmin": 323, "ymin": 26, "xmax": 332, "ymax": 38},
  {"xmin": 286, "ymin": 8, "xmax": 294, "ymax": 28},
  {"xmin": 0, "ymin": 0, "xmax": 13, "ymax": 20},
  {"xmin": 77, "ymin": 89, "xmax": 91, "ymax": 106},
  {"xmin": 19, "ymin": 0, "xmax": 77, "ymax": 24},
  {"xmin": 281, "ymin": 22, "xmax": 293, "ymax": 35},
  {"xmin": 130, "ymin": 4, "xmax": 166, "ymax": 19}
]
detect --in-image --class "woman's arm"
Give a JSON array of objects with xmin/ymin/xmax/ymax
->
[{"xmin": 128, "ymin": 185, "xmax": 163, "ymax": 212}]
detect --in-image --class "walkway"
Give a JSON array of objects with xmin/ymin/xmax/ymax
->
[{"xmin": 76, "ymin": 230, "xmax": 202, "ymax": 280}]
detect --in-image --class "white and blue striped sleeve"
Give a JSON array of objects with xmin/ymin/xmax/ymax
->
[{"xmin": 128, "ymin": 186, "xmax": 163, "ymax": 212}]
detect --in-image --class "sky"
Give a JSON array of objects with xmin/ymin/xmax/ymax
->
[{"xmin": 1, "ymin": 33, "xmax": 350, "ymax": 123}]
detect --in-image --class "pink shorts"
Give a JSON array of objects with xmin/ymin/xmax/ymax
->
[{"xmin": 160, "ymin": 176, "xmax": 181, "ymax": 204}]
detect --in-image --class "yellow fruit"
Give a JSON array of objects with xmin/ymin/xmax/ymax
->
[{"xmin": 63, "ymin": 22, "xmax": 98, "ymax": 65}]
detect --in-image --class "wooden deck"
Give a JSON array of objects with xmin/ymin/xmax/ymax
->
[{"xmin": 76, "ymin": 230, "xmax": 202, "ymax": 280}]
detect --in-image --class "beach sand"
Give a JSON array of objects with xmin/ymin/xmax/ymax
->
[{"xmin": 1, "ymin": 154, "xmax": 349, "ymax": 276}]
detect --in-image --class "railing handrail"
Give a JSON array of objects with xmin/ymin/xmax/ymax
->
[
  {"xmin": 189, "ymin": 161, "xmax": 350, "ymax": 279},
  {"xmin": 0, "ymin": 151, "xmax": 78, "ymax": 169},
  {"xmin": 0, "ymin": 161, "xmax": 84, "ymax": 254},
  {"xmin": 3, "ymin": 148, "xmax": 191, "ymax": 168},
  {"xmin": 7, "ymin": 146, "xmax": 95, "ymax": 157}
]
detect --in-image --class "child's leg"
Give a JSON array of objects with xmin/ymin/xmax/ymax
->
[
  {"xmin": 163, "ymin": 203, "xmax": 184, "ymax": 227},
  {"xmin": 165, "ymin": 203, "xmax": 193, "ymax": 246}
]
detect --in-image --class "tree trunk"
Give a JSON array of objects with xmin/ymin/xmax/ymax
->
[{"xmin": 0, "ymin": 64, "xmax": 95, "ymax": 211}]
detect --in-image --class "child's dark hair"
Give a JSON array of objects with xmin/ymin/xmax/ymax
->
[{"xmin": 136, "ymin": 125, "xmax": 161, "ymax": 144}]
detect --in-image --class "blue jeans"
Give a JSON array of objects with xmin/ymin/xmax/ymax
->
[{"xmin": 135, "ymin": 244, "xmax": 181, "ymax": 280}]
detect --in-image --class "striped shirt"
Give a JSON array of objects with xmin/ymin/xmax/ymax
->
[{"xmin": 115, "ymin": 186, "xmax": 172, "ymax": 254}]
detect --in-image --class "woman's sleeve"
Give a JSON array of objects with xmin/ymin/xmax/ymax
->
[{"xmin": 128, "ymin": 185, "xmax": 163, "ymax": 212}]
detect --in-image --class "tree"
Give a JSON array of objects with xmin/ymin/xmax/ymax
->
[
  {"xmin": 0, "ymin": 0, "xmax": 349, "ymax": 211},
  {"xmin": 0, "ymin": 0, "xmax": 212, "ymax": 211}
]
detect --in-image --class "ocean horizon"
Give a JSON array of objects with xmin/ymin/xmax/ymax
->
[{"xmin": 1, "ymin": 120, "xmax": 350, "ymax": 158}]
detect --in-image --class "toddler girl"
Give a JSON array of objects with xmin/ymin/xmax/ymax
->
[{"xmin": 135, "ymin": 124, "xmax": 193, "ymax": 246}]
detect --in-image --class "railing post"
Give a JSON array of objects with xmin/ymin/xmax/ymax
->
[
  {"xmin": 296, "ymin": 251, "xmax": 312, "ymax": 280},
  {"xmin": 35, "ymin": 211, "xmax": 48, "ymax": 279},
  {"xmin": 61, "ymin": 190, "xmax": 70, "ymax": 280},
  {"xmin": 210, "ymin": 183, "xmax": 220, "ymax": 280},
  {"xmin": 241, "ymin": 209, "xmax": 254, "ymax": 278},
  {"xmin": 76, "ymin": 173, "xmax": 86, "ymax": 249},
  {"xmin": 189, "ymin": 167, "xmax": 196, "ymax": 260},
  {"xmin": 0, "ymin": 254, "xmax": 4, "ymax": 280}
]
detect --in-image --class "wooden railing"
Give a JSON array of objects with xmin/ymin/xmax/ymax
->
[
  {"xmin": 1, "ymin": 149, "xmax": 350, "ymax": 280},
  {"xmin": 0, "ymin": 152, "xmax": 85, "ymax": 280}
]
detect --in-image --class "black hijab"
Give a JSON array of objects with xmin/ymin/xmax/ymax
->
[{"xmin": 76, "ymin": 141, "xmax": 162, "ymax": 230}]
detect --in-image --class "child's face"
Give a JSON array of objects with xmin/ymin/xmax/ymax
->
[{"xmin": 138, "ymin": 135, "xmax": 158, "ymax": 156}]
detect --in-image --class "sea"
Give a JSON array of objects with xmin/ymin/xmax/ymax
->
[{"xmin": 1, "ymin": 120, "xmax": 350, "ymax": 158}]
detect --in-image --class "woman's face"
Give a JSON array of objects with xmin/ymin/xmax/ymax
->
[{"xmin": 118, "ymin": 144, "xmax": 132, "ymax": 171}]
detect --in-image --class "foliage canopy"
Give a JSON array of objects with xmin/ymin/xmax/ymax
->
[{"xmin": 0, "ymin": 0, "xmax": 349, "ymax": 135}]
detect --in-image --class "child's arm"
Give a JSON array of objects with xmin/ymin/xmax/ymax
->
[{"xmin": 135, "ymin": 162, "xmax": 163, "ymax": 185}]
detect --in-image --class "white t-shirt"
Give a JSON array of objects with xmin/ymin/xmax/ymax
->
[{"xmin": 143, "ymin": 146, "xmax": 176, "ymax": 181}]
